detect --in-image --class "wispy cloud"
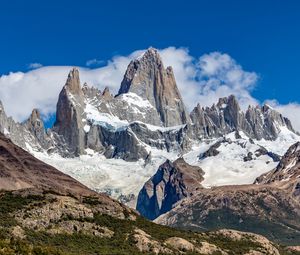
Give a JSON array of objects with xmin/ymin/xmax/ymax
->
[
  {"xmin": 86, "ymin": 58, "xmax": 104, "ymax": 67},
  {"xmin": 0, "ymin": 47, "xmax": 299, "ymax": 131},
  {"xmin": 28, "ymin": 63, "xmax": 43, "ymax": 69}
]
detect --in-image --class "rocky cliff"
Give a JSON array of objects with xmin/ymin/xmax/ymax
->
[{"xmin": 136, "ymin": 158, "xmax": 204, "ymax": 220}]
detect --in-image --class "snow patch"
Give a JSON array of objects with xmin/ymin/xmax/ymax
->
[
  {"xmin": 3, "ymin": 128, "xmax": 9, "ymax": 135},
  {"xmin": 84, "ymin": 103, "xmax": 129, "ymax": 131},
  {"xmin": 83, "ymin": 125, "xmax": 90, "ymax": 133}
]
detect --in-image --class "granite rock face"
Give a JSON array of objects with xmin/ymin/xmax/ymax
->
[
  {"xmin": 136, "ymin": 158, "xmax": 204, "ymax": 220},
  {"xmin": 190, "ymin": 95, "xmax": 294, "ymax": 141},
  {"xmin": 52, "ymin": 68, "xmax": 86, "ymax": 156},
  {"xmin": 118, "ymin": 48, "xmax": 190, "ymax": 127}
]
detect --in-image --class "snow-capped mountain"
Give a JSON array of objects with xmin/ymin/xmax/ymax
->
[{"xmin": 0, "ymin": 47, "xmax": 299, "ymax": 207}]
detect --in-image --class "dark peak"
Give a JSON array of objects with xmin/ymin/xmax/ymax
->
[
  {"xmin": 261, "ymin": 104, "xmax": 274, "ymax": 113},
  {"xmin": 166, "ymin": 66, "xmax": 174, "ymax": 75},
  {"xmin": 82, "ymin": 82, "xmax": 88, "ymax": 89},
  {"xmin": 161, "ymin": 158, "xmax": 173, "ymax": 167},
  {"xmin": 191, "ymin": 103, "xmax": 203, "ymax": 113},
  {"xmin": 217, "ymin": 95, "xmax": 240, "ymax": 110},
  {"xmin": 102, "ymin": 86, "xmax": 113, "ymax": 100},
  {"xmin": 64, "ymin": 68, "xmax": 82, "ymax": 95}
]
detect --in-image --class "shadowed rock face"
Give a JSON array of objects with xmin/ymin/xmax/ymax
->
[
  {"xmin": 118, "ymin": 48, "xmax": 190, "ymax": 127},
  {"xmin": 52, "ymin": 68, "xmax": 86, "ymax": 156},
  {"xmin": 136, "ymin": 158, "xmax": 204, "ymax": 220}
]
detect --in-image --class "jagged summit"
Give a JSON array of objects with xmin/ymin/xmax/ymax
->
[
  {"xmin": 190, "ymin": 94, "xmax": 295, "ymax": 140},
  {"xmin": 102, "ymin": 86, "xmax": 113, "ymax": 100},
  {"xmin": 118, "ymin": 47, "xmax": 190, "ymax": 127},
  {"xmin": 64, "ymin": 68, "xmax": 83, "ymax": 96}
]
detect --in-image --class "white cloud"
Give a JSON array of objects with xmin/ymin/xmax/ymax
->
[
  {"xmin": 86, "ymin": 58, "xmax": 104, "ymax": 67},
  {"xmin": 28, "ymin": 63, "xmax": 43, "ymax": 69},
  {"xmin": 0, "ymin": 51, "xmax": 142, "ymax": 122},
  {"xmin": 160, "ymin": 48, "xmax": 259, "ymax": 111},
  {"xmin": 1, "ymin": 47, "xmax": 300, "ymax": 132}
]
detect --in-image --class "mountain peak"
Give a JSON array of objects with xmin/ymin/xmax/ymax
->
[
  {"xmin": 30, "ymin": 108, "xmax": 41, "ymax": 121},
  {"xmin": 64, "ymin": 68, "xmax": 82, "ymax": 95},
  {"xmin": 118, "ymin": 47, "xmax": 189, "ymax": 126},
  {"xmin": 217, "ymin": 95, "xmax": 240, "ymax": 109},
  {"xmin": 102, "ymin": 86, "xmax": 113, "ymax": 99}
]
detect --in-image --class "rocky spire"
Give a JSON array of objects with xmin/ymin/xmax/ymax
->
[
  {"xmin": 118, "ymin": 47, "xmax": 190, "ymax": 127},
  {"xmin": 24, "ymin": 109, "xmax": 53, "ymax": 149},
  {"xmin": 65, "ymin": 68, "xmax": 83, "ymax": 96},
  {"xmin": 53, "ymin": 68, "xmax": 86, "ymax": 156}
]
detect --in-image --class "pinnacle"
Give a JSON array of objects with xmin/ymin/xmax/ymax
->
[{"xmin": 64, "ymin": 67, "xmax": 82, "ymax": 95}]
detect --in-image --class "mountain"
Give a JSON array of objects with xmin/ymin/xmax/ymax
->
[
  {"xmin": 255, "ymin": 141, "xmax": 300, "ymax": 199},
  {"xmin": 118, "ymin": 47, "xmax": 190, "ymax": 127},
  {"xmin": 190, "ymin": 95, "xmax": 295, "ymax": 140},
  {"xmin": 152, "ymin": 141, "xmax": 300, "ymax": 246},
  {"xmin": 0, "ymin": 132, "xmax": 292, "ymax": 254},
  {"xmin": 0, "ymin": 47, "xmax": 299, "ymax": 207}
]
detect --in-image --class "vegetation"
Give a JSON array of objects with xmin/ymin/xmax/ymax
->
[{"xmin": 0, "ymin": 192, "xmax": 299, "ymax": 255}]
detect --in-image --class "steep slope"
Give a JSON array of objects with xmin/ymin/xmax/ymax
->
[
  {"xmin": 118, "ymin": 47, "xmax": 190, "ymax": 127},
  {"xmin": 255, "ymin": 141, "xmax": 300, "ymax": 199},
  {"xmin": 154, "ymin": 142, "xmax": 300, "ymax": 245},
  {"xmin": 136, "ymin": 158, "xmax": 204, "ymax": 220},
  {"xmin": 0, "ymin": 131, "xmax": 95, "ymax": 196}
]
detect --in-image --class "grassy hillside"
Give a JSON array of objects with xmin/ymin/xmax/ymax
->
[{"xmin": 0, "ymin": 191, "xmax": 299, "ymax": 255}]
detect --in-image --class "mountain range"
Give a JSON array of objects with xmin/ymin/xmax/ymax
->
[{"xmin": 0, "ymin": 47, "xmax": 300, "ymax": 252}]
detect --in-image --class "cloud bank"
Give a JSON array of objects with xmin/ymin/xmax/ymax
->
[{"xmin": 0, "ymin": 47, "xmax": 300, "ymax": 131}]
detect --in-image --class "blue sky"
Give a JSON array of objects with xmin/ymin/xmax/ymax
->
[{"xmin": 1, "ymin": 0, "xmax": 300, "ymax": 128}]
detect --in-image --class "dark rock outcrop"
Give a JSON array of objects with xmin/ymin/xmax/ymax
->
[{"xmin": 136, "ymin": 158, "xmax": 204, "ymax": 220}]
